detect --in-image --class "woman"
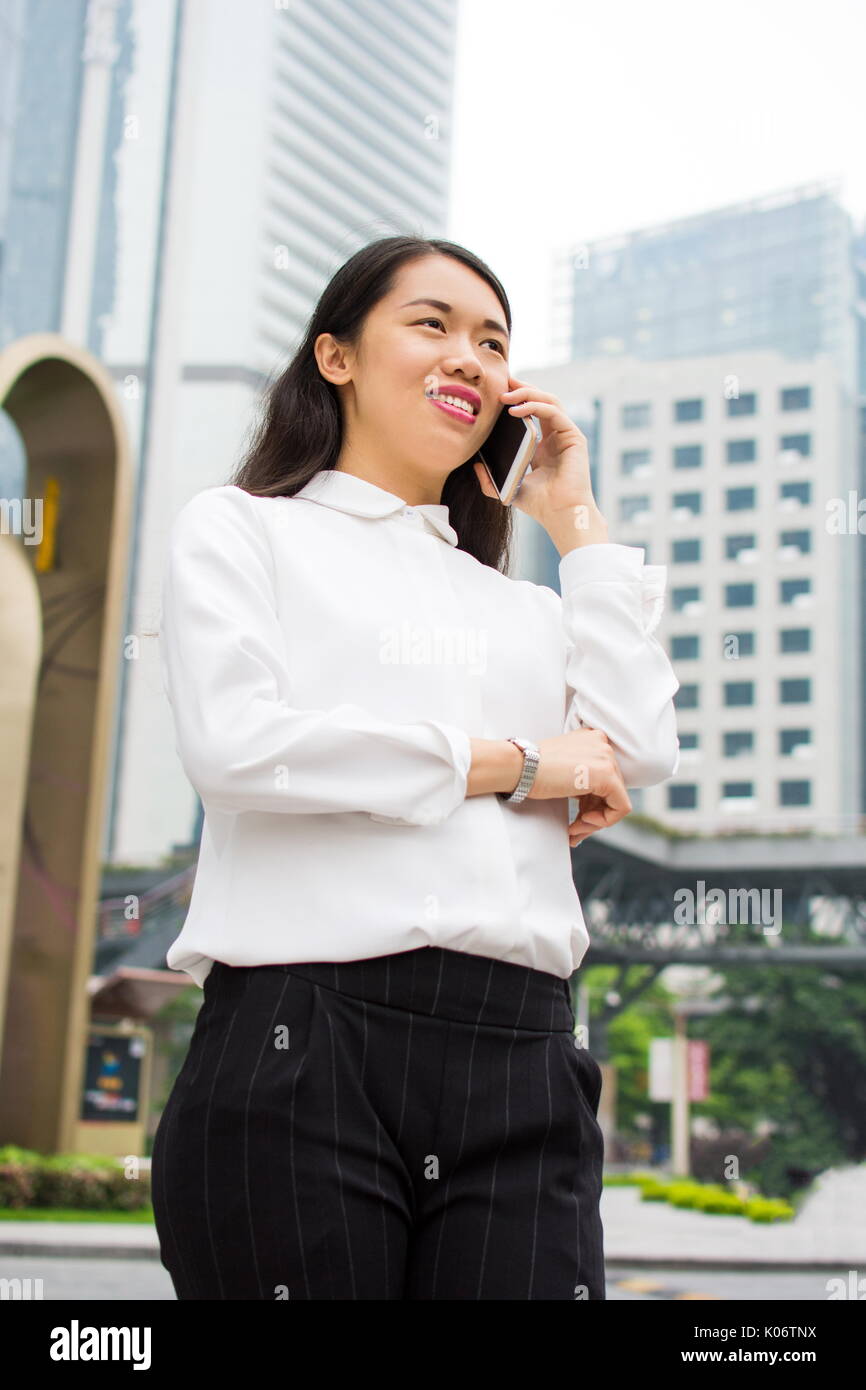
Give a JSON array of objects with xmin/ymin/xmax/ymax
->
[{"xmin": 150, "ymin": 234, "xmax": 680, "ymax": 1301}]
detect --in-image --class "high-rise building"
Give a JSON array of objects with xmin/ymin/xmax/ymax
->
[
  {"xmin": 550, "ymin": 180, "xmax": 862, "ymax": 395},
  {"xmin": 519, "ymin": 349, "xmax": 860, "ymax": 834},
  {"xmin": 524, "ymin": 183, "xmax": 865, "ymax": 832},
  {"xmin": 0, "ymin": 0, "xmax": 460, "ymax": 864}
]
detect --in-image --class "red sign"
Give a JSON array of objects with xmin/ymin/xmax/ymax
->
[{"xmin": 688, "ymin": 1040, "xmax": 709, "ymax": 1101}]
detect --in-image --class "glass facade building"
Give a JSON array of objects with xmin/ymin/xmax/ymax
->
[{"xmin": 558, "ymin": 182, "xmax": 861, "ymax": 397}]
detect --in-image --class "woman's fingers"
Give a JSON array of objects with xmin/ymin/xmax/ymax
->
[
  {"xmin": 594, "ymin": 772, "xmax": 632, "ymax": 820},
  {"xmin": 502, "ymin": 380, "xmax": 558, "ymax": 404},
  {"xmin": 569, "ymin": 780, "xmax": 633, "ymax": 844},
  {"xmin": 608, "ymin": 783, "xmax": 633, "ymax": 816}
]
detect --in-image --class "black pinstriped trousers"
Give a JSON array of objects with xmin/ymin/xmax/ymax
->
[{"xmin": 151, "ymin": 945, "xmax": 606, "ymax": 1300}]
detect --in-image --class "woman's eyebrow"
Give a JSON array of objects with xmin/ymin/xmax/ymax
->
[{"xmin": 399, "ymin": 297, "xmax": 509, "ymax": 340}]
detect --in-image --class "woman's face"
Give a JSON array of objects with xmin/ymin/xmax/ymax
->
[{"xmin": 320, "ymin": 254, "xmax": 511, "ymax": 488}]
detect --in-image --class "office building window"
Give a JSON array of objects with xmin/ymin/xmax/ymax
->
[
  {"xmin": 726, "ymin": 391, "xmax": 757, "ymax": 416},
  {"xmin": 780, "ymin": 628, "xmax": 811, "ymax": 653},
  {"xmin": 780, "ymin": 386, "xmax": 811, "ymax": 411},
  {"xmin": 722, "ymin": 781, "xmax": 754, "ymax": 798},
  {"xmin": 724, "ymin": 681, "xmax": 754, "ymax": 706},
  {"xmin": 779, "ymin": 433, "xmax": 811, "ymax": 457},
  {"xmin": 780, "ymin": 678, "xmax": 811, "ymax": 703},
  {"xmin": 726, "ymin": 486, "xmax": 756, "ymax": 511},
  {"xmin": 724, "ymin": 731, "xmax": 754, "ymax": 756},
  {"xmin": 726, "ymin": 534, "xmax": 756, "ymax": 560},
  {"xmin": 780, "ymin": 480, "xmax": 811, "ymax": 505},
  {"xmin": 726, "ymin": 439, "xmax": 756, "ymax": 463},
  {"xmin": 672, "ymin": 491, "xmax": 702, "ymax": 515},
  {"xmin": 672, "ymin": 586, "xmax": 701, "ymax": 612},
  {"xmin": 779, "ymin": 780, "xmax": 811, "ymax": 806},
  {"xmin": 619, "ymin": 494, "xmax": 651, "ymax": 522},
  {"xmin": 779, "ymin": 529, "xmax": 811, "ymax": 555},
  {"xmin": 621, "ymin": 449, "xmax": 651, "ymax": 475},
  {"xmin": 780, "ymin": 728, "xmax": 811, "ymax": 755},
  {"xmin": 675, "ymin": 684, "xmax": 699, "ymax": 709},
  {"xmin": 671, "ymin": 635, "xmax": 700, "ymax": 660},
  {"xmin": 679, "ymin": 732, "xmax": 699, "ymax": 750},
  {"xmin": 672, "ymin": 538, "xmax": 701, "ymax": 563},
  {"xmin": 780, "ymin": 577, "xmax": 811, "ymax": 604},
  {"xmin": 723, "ymin": 631, "xmax": 755, "ymax": 656},
  {"xmin": 673, "ymin": 444, "xmax": 702, "ymax": 469},
  {"xmin": 725, "ymin": 583, "xmax": 755, "ymax": 608},
  {"xmin": 668, "ymin": 784, "xmax": 698, "ymax": 809},
  {"xmin": 675, "ymin": 399, "xmax": 703, "ymax": 422},
  {"xmin": 622, "ymin": 402, "xmax": 651, "ymax": 428}
]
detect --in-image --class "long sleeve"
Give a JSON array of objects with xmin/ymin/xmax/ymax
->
[
  {"xmin": 158, "ymin": 487, "xmax": 471, "ymax": 825},
  {"xmin": 546, "ymin": 543, "xmax": 681, "ymax": 788}
]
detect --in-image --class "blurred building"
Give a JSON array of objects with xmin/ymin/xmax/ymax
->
[
  {"xmin": 550, "ymin": 180, "xmax": 862, "ymax": 394},
  {"xmin": 524, "ymin": 182, "xmax": 865, "ymax": 833},
  {"xmin": 520, "ymin": 349, "xmax": 860, "ymax": 835},
  {"xmin": 0, "ymin": 0, "xmax": 459, "ymax": 864}
]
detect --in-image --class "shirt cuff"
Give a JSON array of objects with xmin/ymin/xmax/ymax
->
[{"xmin": 558, "ymin": 543, "xmax": 668, "ymax": 638}]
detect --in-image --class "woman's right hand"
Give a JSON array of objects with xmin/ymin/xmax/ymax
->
[{"xmin": 527, "ymin": 726, "xmax": 632, "ymax": 839}]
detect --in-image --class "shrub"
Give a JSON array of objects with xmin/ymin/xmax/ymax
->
[
  {"xmin": 666, "ymin": 1181, "xmax": 708, "ymax": 1208},
  {"xmin": 745, "ymin": 1196, "xmax": 794, "ymax": 1223},
  {"xmin": 637, "ymin": 1178, "xmax": 672, "ymax": 1202},
  {"xmin": 0, "ymin": 1146, "xmax": 151, "ymax": 1212},
  {"xmin": 690, "ymin": 1186, "xmax": 746, "ymax": 1216},
  {"xmin": 602, "ymin": 1172, "xmax": 655, "ymax": 1187}
]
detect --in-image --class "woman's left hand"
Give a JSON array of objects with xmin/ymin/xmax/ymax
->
[
  {"xmin": 568, "ymin": 793, "xmax": 622, "ymax": 847},
  {"xmin": 473, "ymin": 375, "xmax": 608, "ymax": 539}
]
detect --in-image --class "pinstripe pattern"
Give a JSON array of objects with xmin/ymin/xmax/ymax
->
[{"xmin": 151, "ymin": 946, "xmax": 605, "ymax": 1300}]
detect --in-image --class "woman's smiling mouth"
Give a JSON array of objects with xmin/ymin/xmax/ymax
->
[
  {"xmin": 428, "ymin": 394, "xmax": 478, "ymax": 424},
  {"xmin": 424, "ymin": 377, "xmax": 481, "ymax": 424}
]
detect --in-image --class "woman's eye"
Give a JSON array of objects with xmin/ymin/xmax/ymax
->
[{"xmin": 418, "ymin": 319, "xmax": 506, "ymax": 355}]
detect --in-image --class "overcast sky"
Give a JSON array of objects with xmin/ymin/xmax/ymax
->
[{"xmin": 447, "ymin": 0, "xmax": 866, "ymax": 369}]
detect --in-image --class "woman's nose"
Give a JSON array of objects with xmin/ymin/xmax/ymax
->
[{"xmin": 441, "ymin": 349, "xmax": 483, "ymax": 377}]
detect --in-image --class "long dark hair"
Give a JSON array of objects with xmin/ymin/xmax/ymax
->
[{"xmin": 228, "ymin": 235, "xmax": 515, "ymax": 572}]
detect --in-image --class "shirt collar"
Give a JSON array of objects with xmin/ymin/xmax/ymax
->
[{"xmin": 292, "ymin": 468, "xmax": 459, "ymax": 547}]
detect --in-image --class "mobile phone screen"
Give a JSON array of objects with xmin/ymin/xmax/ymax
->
[{"xmin": 476, "ymin": 405, "xmax": 537, "ymax": 498}]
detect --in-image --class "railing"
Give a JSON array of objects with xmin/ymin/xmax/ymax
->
[{"xmin": 97, "ymin": 864, "xmax": 195, "ymax": 941}]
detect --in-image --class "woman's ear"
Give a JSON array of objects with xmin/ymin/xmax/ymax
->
[{"xmin": 314, "ymin": 331, "xmax": 353, "ymax": 386}]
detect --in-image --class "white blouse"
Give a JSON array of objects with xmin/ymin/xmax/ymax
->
[{"xmin": 159, "ymin": 470, "xmax": 680, "ymax": 988}]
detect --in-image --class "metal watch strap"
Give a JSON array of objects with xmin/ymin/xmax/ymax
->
[{"xmin": 497, "ymin": 736, "xmax": 541, "ymax": 805}]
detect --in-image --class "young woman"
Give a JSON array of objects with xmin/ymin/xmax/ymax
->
[{"xmin": 150, "ymin": 235, "xmax": 680, "ymax": 1301}]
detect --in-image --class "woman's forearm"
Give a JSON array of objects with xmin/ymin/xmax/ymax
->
[{"xmin": 467, "ymin": 738, "xmax": 525, "ymax": 798}]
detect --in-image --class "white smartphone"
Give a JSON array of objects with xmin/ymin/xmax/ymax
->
[{"xmin": 476, "ymin": 407, "xmax": 542, "ymax": 505}]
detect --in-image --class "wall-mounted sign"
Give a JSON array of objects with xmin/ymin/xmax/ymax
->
[{"xmin": 80, "ymin": 1029, "xmax": 146, "ymax": 1122}]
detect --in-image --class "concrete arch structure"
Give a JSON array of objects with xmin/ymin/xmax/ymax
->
[{"xmin": 0, "ymin": 333, "xmax": 132, "ymax": 1152}]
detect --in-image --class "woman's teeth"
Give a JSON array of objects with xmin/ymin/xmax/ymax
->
[{"xmin": 429, "ymin": 392, "xmax": 476, "ymax": 416}]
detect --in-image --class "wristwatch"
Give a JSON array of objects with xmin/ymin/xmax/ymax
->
[{"xmin": 497, "ymin": 736, "xmax": 541, "ymax": 804}]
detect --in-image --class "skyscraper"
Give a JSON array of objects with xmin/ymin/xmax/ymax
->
[
  {"xmin": 525, "ymin": 182, "xmax": 865, "ymax": 832},
  {"xmin": 551, "ymin": 180, "xmax": 861, "ymax": 394},
  {"xmin": 0, "ymin": 0, "xmax": 460, "ymax": 863}
]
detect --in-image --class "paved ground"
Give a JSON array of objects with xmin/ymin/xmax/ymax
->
[
  {"xmin": 2, "ymin": 1164, "xmax": 863, "ymax": 1300},
  {"xmin": 0, "ymin": 1262, "xmax": 845, "ymax": 1301},
  {"xmin": 0, "ymin": 1254, "xmax": 839, "ymax": 1300},
  {"xmin": 600, "ymin": 1170, "xmax": 866, "ymax": 1267}
]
